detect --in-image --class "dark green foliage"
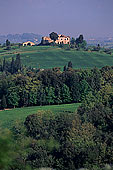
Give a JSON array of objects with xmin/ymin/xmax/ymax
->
[
  {"xmin": 76, "ymin": 35, "xmax": 84, "ymax": 44},
  {"xmin": 6, "ymin": 39, "xmax": 10, "ymax": 47},
  {"xmin": 37, "ymin": 86, "xmax": 46, "ymax": 105},
  {"xmin": 24, "ymin": 107, "xmax": 113, "ymax": 169},
  {"xmin": 19, "ymin": 90, "xmax": 29, "ymax": 107},
  {"xmin": 7, "ymin": 87, "xmax": 20, "ymax": 108},
  {"xmin": 15, "ymin": 53, "xmax": 21, "ymax": 72},
  {"xmin": 79, "ymin": 102, "xmax": 113, "ymax": 132},
  {"xmin": 6, "ymin": 39, "xmax": 11, "ymax": 50},
  {"xmin": 0, "ymin": 59, "xmax": 112, "ymax": 110},
  {"xmin": 68, "ymin": 61, "xmax": 73, "ymax": 68},
  {"xmin": 63, "ymin": 65, "xmax": 67, "ymax": 71},
  {"xmin": 2, "ymin": 58, "xmax": 6, "ymax": 71},
  {"xmin": 0, "ymin": 129, "xmax": 17, "ymax": 170},
  {"xmin": 71, "ymin": 37, "xmax": 76, "ymax": 45},
  {"xmin": 49, "ymin": 32, "xmax": 58, "ymax": 41},
  {"xmin": 45, "ymin": 87, "xmax": 55, "ymax": 105},
  {"xmin": 1, "ymin": 95, "xmax": 7, "ymax": 109},
  {"xmin": 61, "ymin": 70, "xmax": 82, "ymax": 102},
  {"xmin": 24, "ymin": 110, "xmax": 55, "ymax": 139},
  {"xmin": 1, "ymin": 54, "xmax": 22, "ymax": 73},
  {"xmin": 10, "ymin": 57, "xmax": 15, "ymax": 74},
  {"xmin": 0, "ymin": 56, "xmax": 112, "ymax": 169},
  {"xmin": 60, "ymin": 84, "xmax": 72, "ymax": 103},
  {"xmin": 27, "ymin": 143, "xmax": 54, "ymax": 168},
  {"xmin": 54, "ymin": 85, "xmax": 62, "ymax": 104},
  {"xmin": 76, "ymin": 35, "xmax": 87, "ymax": 49}
]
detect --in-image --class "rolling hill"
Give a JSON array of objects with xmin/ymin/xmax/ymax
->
[
  {"xmin": 0, "ymin": 103, "xmax": 80, "ymax": 129},
  {"xmin": 0, "ymin": 46, "xmax": 113, "ymax": 69}
]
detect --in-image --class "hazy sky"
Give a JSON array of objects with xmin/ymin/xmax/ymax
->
[{"xmin": 0, "ymin": 0, "xmax": 113, "ymax": 38}]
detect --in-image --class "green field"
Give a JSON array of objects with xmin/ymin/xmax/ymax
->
[
  {"xmin": 0, "ymin": 103, "xmax": 80, "ymax": 129},
  {"xmin": 0, "ymin": 46, "xmax": 113, "ymax": 69}
]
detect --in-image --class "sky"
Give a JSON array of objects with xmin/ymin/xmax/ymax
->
[{"xmin": 0, "ymin": 0, "xmax": 113, "ymax": 38}]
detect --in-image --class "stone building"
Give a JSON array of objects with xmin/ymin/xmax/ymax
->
[
  {"xmin": 23, "ymin": 41, "xmax": 35, "ymax": 46},
  {"xmin": 55, "ymin": 34, "xmax": 70, "ymax": 45},
  {"xmin": 42, "ymin": 34, "xmax": 70, "ymax": 45}
]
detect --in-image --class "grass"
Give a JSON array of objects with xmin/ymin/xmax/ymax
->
[
  {"xmin": 0, "ymin": 46, "xmax": 113, "ymax": 69},
  {"xmin": 0, "ymin": 103, "xmax": 80, "ymax": 129}
]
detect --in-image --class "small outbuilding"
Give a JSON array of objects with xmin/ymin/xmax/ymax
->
[{"xmin": 23, "ymin": 41, "xmax": 35, "ymax": 46}]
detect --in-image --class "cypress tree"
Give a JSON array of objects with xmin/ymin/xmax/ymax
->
[
  {"xmin": 1, "ymin": 95, "xmax": 7, "ymax": 110},
  {"xmin": 63, "ymin": 65, "xmax": 67, "ymax": 71},
  {"xmin": 2, "ymin": 58, "xmax": 6, "ymax": 72},
  {"xmin": 6, "ymin": 39, "xmax": 10, "ymax": 47},
  {"xmin": 11, "ymin": 57, "xmax": 15, "ymax": 74},
  {"xmin": 6, "ymin": 39, "xmax": 11, "ymax": 50},
  {"xmin": 15, "ymin": 54, "xmax": 21, "ymax": 72},
  {"xmin": 68, "ymin": 61, "xmax": 73, "ymax": 68}
]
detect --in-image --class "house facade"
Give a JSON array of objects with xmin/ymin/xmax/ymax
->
[{"xmin": 55, "ymin": 34, "xmax": 70, "ymax": 45}]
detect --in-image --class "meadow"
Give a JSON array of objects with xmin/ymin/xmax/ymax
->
[
  {"xmin": 0, "ymin": 46, "xmax": 113, "ymax": 69},
  {"xmin": 0, "ymin": 103, "xmax": 80, "ymax": 129}
]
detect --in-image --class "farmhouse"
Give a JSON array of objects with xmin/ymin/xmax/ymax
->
[
  {"xmin": 42, "ymin": 34, "xmax": 70, "ymax": 45},
  {"xmin": 56, "ymin": 34, "xmax": 70, "ymax": 45},
  {"xmin": 23, "ymin": 41, "xmax": 35, "ymax": 46}
]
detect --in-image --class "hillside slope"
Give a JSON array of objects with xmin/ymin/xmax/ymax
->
[
  {"xmin": 0, "ymin": 46, "xmax": 113, "ymax": 69},
  {"xmin": 0, "ymin": 103, "xmax": 80, "ymax": 129}
]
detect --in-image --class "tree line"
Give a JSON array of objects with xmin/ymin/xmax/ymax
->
[{"xmin": 0, "ymin": 54, "xmax": 112, "ymax": 109}]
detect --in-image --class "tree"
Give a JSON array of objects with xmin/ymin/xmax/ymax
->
[
  {"xmin": 6, "ymin": 39, "xmax": 10, "ymax": 47},
  {"xmin": 71, "ymin": 37, "xmax": 76, "ymax": 45},
  {"xmin": 7, "ymin": 87, "xmax": 20, "ymax": 108},
  {"xmin": 79, "ymin": 80, "xmax": 92, "ymax": 101},
  {"xmin": 97, "ymin": 44, "xmax": 100, "ymax": 51},
  {"xmin": 19, "ymin": 89, "xmax": 29, "ymax": 107},
  {"xmin": 0, "ymin": 129, "xmax": 14, "ymax": 169},
  {"xmin": 15, "ymin": 54, "xmax": 21, "ymax": 72},
  {"xmin": 79, "ymin": 40, "xmax": 87, "ymax": 49},
  {"xmin": 28, "ymin": 90, "xmax": 37, "ymax": 106},
  {"xmin": 76, "ymin": 34, "xmax": 87, "ymax": 49},
  {"xmin": 76, "ymin": 35, "xmax": 83, "ymax": 44},
  {"xmin": 45, "ymin": 87, "xmax": 55, "ymax": 105},
  {"xmin": 61, "ymin": 84, "xmax": 72, "ymax": 103},
  {"xmin": 49, "ymin": 32, "xmax": 58, "ymax": 42},
  {"xmin": 37, "ymin": 86, "xmax": 46, "ymax": 106},
  {"xmin": 68, "ymin": 61, "xmax": 73, "ymax": 68},
  {"xmin": 63, "ymin": 65, "xmax": 67, "ymax": 71},
  {"xmin": 6, "ymin": 39, "xmax": 10, "ymax": 50},
  {"xmin": 2, "ymin": 58, "xmax": 6, "ymax": 72},
  {"xmin": 54, "ymin": 85, "xmax": 62, "ymax": 104},
  {"xmin": 1, "ymin": 95, "xmax": 7, "ymax": 109},
  {"xmin": 10, "ymin": 57, "xmax": 15, "ymax": 74},
  {"xmin": 69, "ymin": 119, "xmax": 105, "ymax": 169}
]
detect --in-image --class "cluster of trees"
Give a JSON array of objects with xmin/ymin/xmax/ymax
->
[
  {"xmin": 71, "ymin": 34, "xmax": 87, "ymax": 49},
  {"xmin": 0, "ymin": 64, "xmax": 112, "ymax": 169},
  {"xmin": 1, "ymin": 55, "xmax": 112, "ymax": 109},
  {"xmin": 0, "ymin": 54, "xmax": 21, "ymax": 73},
  {"xmin": 0, "ymin": 56, "xmax": 112, "ymax": 169},
  {"xmin": 23, "ymin": 87, "xmax": 113, "ymax": 169}
]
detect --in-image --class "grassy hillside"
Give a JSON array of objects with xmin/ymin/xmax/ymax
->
[
  {"xmin": 0, "ymin": 46, "xmax": 113, "ymax": 69},
  {"xmin": 0, "ymin": 103, "xmax": 80, "ymax": 129}
]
